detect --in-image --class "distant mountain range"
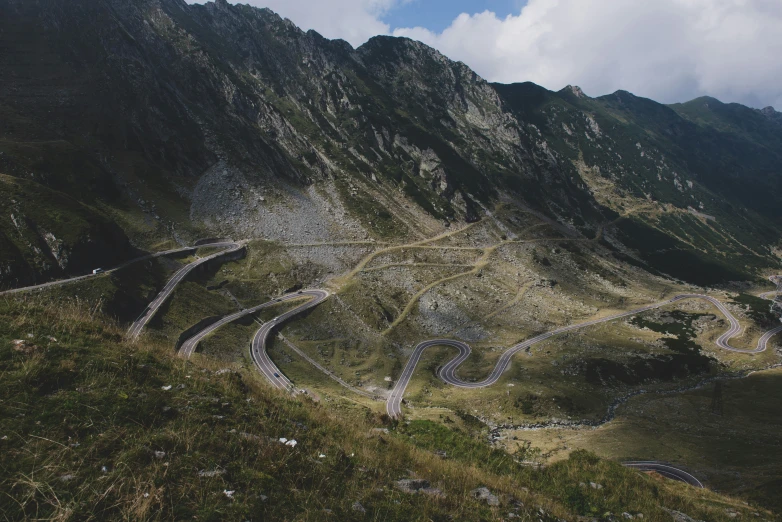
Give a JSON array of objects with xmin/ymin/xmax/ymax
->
[{"xmin": 1, "ymin": 0, "xmax": 781, "ymax": 288}]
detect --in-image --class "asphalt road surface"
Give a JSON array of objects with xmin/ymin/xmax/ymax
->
[
  {"xmin": 178, "ymin": 290, "xmax": 329, "ymax": 391},
  {"xmin": 622, "ymin": 461, "xmax": 704, "ymax": 488},
  {"xmin": 126, "ymin": 242, "xmax": 242, "ymax": 340},
  {"xmin": 8, "ymin": 236, "xmax": 780, "ymax": 484},
  {"xmin": 0, "ymin": 245, "xmax": 208, "ymax": 296},
  {"xmin": 387, "ymin": 292, "xmax": 782, "ymax": 418}
]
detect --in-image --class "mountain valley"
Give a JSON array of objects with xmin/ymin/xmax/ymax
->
[{"xmin": 2, "ymin": 1, "xmax": 782, "ymax": 520}]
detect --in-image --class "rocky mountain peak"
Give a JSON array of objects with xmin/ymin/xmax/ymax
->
[
  {"xmin": 2, "ymin": 0, "xmax": 782, "ymax": 291},
  {"xmin": 566, "ymin": 85, "xmax": 586, "ymax": 98},
  {"xmin": 760, "ymin": 105, "xmax": 782, "ymax": 126},
  {"xmin": 358, "ymin": 35, "xmax": 450, "ymax": 69},
  {"xmin": 761, "ymin": 105, "xmax": 780, "ymax": 118}
]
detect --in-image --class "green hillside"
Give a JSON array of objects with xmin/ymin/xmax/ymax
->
[{"xmin": 1, "ymin": 296, "xmax": 773, "ymax": 521}]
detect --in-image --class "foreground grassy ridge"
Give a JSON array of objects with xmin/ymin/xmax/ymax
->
[
  {"xmin": 1, "ymin": 298, "xmax": 520, "ymax": 521},
  {"xmin": 1, "ymin": 297, "xmax": 775, "ymax": 521}
]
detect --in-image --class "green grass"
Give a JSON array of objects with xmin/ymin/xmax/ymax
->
[
  {"xmin": 511, "ymin": 368, "xmax": 782, "ymax": 517},
  {"xmin": 731, "ymin": 293, "xmax": 778, "ymax": 326},
  {"xmin": 336, "ymin": 178, "xmax": 411, "ymax": 240},
  {"xmin": 399, "ymin": 420, "xmax": 526, "ymax": 476},
  {"xmin": 146, "ymin": 281, "xmax": 237, "ymax": 345},
  {"xmin": 0, "ymin": 297, "xmax": 507, "ymax": 521},
  {"xmin": 18, "ymin": 255, "xmax": 186, "ymax": 325},
  {"xmin": 614, "ymin": 217, "xmax": 753, "ymax": 285},
  {"xmin": 209, "ymin": 240, "xmax": 331, "ymax": 307},
  {"xmin": 1, "ymin": 296, "xmax": 773, "ymax": 521},
  {"xmin": 0, "ymin": 174, "xmax": 136, "ymax": 289}
]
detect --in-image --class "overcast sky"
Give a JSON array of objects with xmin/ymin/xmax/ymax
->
[{"xmin": 189, "ymin": 0, "xmax": 782, "ymax": 109}]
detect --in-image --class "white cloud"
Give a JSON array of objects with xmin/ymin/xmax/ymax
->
[
  {"xmin": 393, "ymin": 0, "xmax": 782, "ymax": 108},
  {"xmin": 187, "ymin": 0, "xmax": 401, "ymax": 47},
  {"xmin": 188, "ymin": 0, "xmax": 782, "ymax": 108}
]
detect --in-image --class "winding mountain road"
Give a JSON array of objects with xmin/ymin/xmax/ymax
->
[
  {"xmin": 177, "ymin": 290, "xmax": 330, "ymax": 391},
  {"xmin": 387, "ymin": 292, "xmax": 782, "ymax": 418},
  {"xmin": 758, "ymin": 275, "xmax": 781, "ymax": 300},
  {"xmin": 126, "ymin": 241, "xmax": 242, "ymax": 340},
  {"xmin": 0, "ymin": 243, "xmax": 232, "ymax": 297},
  {"xmin": 621, "ymin": 461, "xmax": 704, "ymax": 488},
  {"xmin": 9, "ymin": 232, "xmax": 780, "ymax": 491}
]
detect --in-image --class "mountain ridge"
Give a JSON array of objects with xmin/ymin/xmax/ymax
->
[
  {"xmin": 0, "ymin": 0, "xmax": 781, "ymax": 288},
  {"xmin": 3, "ymin": 2, "xmax": 782, "ymax": 519}
]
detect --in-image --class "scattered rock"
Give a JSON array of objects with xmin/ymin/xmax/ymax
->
[
  {"xmin": 352, "ymin": 501, "xmax": 366, "ymax": 513},
  {"xmin": 198, "ymin": 468, "xmax": 225, "ymax": 478},
  {"xmin": 11, "ymin": 340, "xmax": 37, "ymax": 354},
  {"xmin": 154, "ymin": 451, "xmax": 166, "ymax": 460},
  {"xmin": 471, "ymin": 487, "xmax": 500, "ymax": 506},
  {"xmin": 420, "ymin": 487, "xmax": 445, "ymax": 498},
  {"xmin": 59, "ymin": 474, "xmax": 75, "ymax": 482},
  {"xmin": 395, "ymin": 479, "xmax": 430, "ymax": 493},
  {"xmin": 665, "ymin": 509, "xmax": 705, "ymax": 522},
  {"xmin": 161, "ymin": 385, "xmax": 172, "ymax": 391},
  {"xmin": 589, "ymin": 482, "xmax": 603, "ymax": 490},
  {"xmin": 223, "ymin": 490, "xmax": 235, "ymax": 500}
]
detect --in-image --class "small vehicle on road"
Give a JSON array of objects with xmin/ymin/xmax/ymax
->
[
  {"xmin": 273, "ymin": 373, "xmax": 280, "ymax": 378},
  {"xmin": 92, "ymin": 268, "xmax": 104, "ymax": 275}
]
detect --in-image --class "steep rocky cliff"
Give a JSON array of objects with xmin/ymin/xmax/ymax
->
[{"xmin": 1, "ymin": 0, "xmax": 780, "ymax": 287}]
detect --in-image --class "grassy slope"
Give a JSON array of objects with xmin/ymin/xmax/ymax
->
[
  {"xmin": 493, "ymin": 83, "xmax": 782, "ymax": 285},
  {"xmin": 0, "ymin": 173, "xmax": 136, "ymax": 289},
  {"xmin": 507, "ymin": 368, "xmax": 782, "ymax": 516},
  {"xmin": 1, "ymin": 297, "xmax": 774, "ymax": 521}
]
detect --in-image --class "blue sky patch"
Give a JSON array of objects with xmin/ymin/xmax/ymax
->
[{"xmin": 383, "ymin": 0, "xmax": 526, "ymax": 33}]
